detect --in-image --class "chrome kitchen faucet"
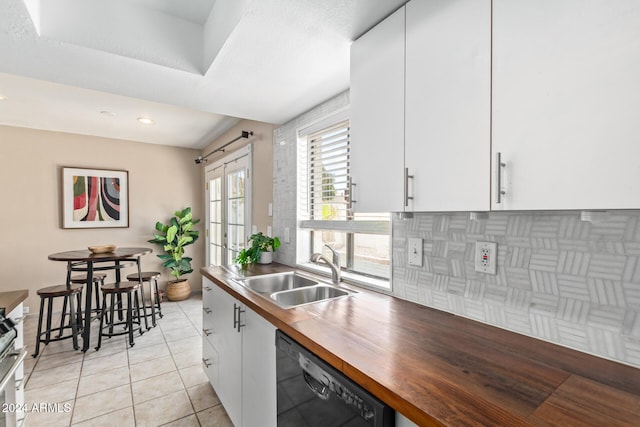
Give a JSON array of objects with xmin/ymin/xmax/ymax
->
[{"xmin": 310, "ymin": 244, "xmax": 341, "ymax": 284}]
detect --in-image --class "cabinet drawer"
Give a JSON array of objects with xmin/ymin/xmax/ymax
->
[{"xmin": 202, "ymin": 338, "xmax": 219, "ymax": 388}]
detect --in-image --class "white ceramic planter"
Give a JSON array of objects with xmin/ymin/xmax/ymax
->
[{"xmin": 258, "ymin": 251, "xmax": 273, "ymax": 264}]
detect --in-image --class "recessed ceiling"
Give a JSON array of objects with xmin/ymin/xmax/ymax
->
[{"xmin": 0, "ymin": 0, "xmax": 406, "ymax": 149}]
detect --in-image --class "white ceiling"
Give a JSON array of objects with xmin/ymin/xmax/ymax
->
[{"xmin": 0, "ymin": 0, "xmax": 406, "ymax": 149}]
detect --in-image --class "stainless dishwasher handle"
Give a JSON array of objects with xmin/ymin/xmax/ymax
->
[{"xmin": 302, "ymin": 370, "xmax": 330, "ymax": 400}]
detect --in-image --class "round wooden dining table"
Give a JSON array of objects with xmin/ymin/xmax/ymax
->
[{"xmin": 48, "ymin": 247, "xmax": 152, "ymax": 351}]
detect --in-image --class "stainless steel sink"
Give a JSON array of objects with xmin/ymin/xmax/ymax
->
[
  {"xmin": 230, "ymin": 270, "xmax": 353, "ymax": 308},
  {"xmin": 270, "ymin": 285, "xmax": 350, "ymax": 308},
  {"xmin": 238, "ymin": 271, "xmax": 318, "ymax": 293}
]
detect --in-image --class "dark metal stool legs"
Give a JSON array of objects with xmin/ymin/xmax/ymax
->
[
  {"xmin": 32, "ymin": 284, "xmax": 84, "ymax": 358},
  {"xmin": 126, "ymin": 271, "xmax": 162, "ymax": 328},
  {"xmin": 95, "ymin": 282, "xmax": 144, "ymax": 351}
]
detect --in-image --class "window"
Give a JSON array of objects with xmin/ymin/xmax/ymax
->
[{"xmin": 297, "ymin": 118, "xmax": 390, "ymax": 286}]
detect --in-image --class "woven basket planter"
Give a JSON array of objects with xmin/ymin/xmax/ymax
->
[{"xmin": 166, "ymin": 279, "xmax": 191, "ymax": 301}]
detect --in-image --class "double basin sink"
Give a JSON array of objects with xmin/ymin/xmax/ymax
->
[{"xmin": 230, "ymin": 271, "xmax": 352, "ymax": 308}]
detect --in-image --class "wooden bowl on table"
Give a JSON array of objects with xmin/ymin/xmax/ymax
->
[{"xmin": 88, "ymin": 245, "xmax": 117, "ymax": 254}]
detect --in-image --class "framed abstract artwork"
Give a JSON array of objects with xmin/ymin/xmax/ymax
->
[{"xmin": 61, "ymin": 167, "xmax": 129, "ymax": 229}]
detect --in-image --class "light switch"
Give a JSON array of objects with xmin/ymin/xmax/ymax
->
[
  {"xmin": 284, "ymin": 227, "xmax": 290, "ymax": 243},
  {"xmin": 268, "ymin": 202, "xmax": 273, "ymax": 217},
  {"xmin": 267, "ymin": 226, "xmax": 272, "ymax": 237},
  {"xmin": 408, "ymin": 238, "xmax": 423, "ymax": 267}
]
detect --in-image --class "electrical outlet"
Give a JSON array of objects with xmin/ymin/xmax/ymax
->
[
  {"xmin": 408, "ymin": 238, "xmax": 423, "ymax": 267},
  {"xmin": 475, "ymin": 241, "xmax": 497, "ymax": 274}
]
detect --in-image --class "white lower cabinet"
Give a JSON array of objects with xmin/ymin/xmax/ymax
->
[
  {"xmin": 202, "ymin": 278, "xmax": 276, "ymax": 427},
  {"xmin": 2, "ymin": 302, "xmax": 26, "ymax": 427}
]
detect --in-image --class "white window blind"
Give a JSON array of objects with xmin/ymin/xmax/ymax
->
[{"xmin": 308, "ymin": 120, "xmax": 351, "ymax": 221}]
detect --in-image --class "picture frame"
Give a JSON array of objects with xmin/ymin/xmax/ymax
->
[{"xmin": 61, "ymin": 167, "xmax": 129, "ymax": 229}]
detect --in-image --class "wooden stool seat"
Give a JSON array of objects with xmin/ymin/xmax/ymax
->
[
  {"xmin": 33, "ymin": 284, "xmax": 84, "ymax": 357},
  {"xmin": 96, "ymin": 281, "xmax": 143, "ymax": 350},
  {"xmin": 102, "ymin": 281, "xmax": 140, "ymax": 293},
  {"xmin": 37, "ymin": 283, "xmax": 83, "ymax": 297},
  {"xmin": 126, "ymin": 271, "xmax": 160, "ymax": 281},
  {"xmin": 126, "ymin": 271, "xmax": 163, "ymax": 327}
]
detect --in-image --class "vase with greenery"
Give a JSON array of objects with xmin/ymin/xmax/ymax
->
[
  {"xmin": 148, "ymin": 207, "xmax": 200, "ymax": 301},
  {"xmin": 233, "ymin": 232, "xmax": 280, "ymax": 267}
]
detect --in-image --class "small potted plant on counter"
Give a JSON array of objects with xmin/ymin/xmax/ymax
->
[
  {"xmin": 148, "ymin": 207, "xmax": 200, "ymax": 301},
  {"xmin": 249, "ymin": 232, "xmax": 280, "ymax": 264},
  {"xmin": 233, "ymin": 232, "xmax": 280, "ymax": 267}
]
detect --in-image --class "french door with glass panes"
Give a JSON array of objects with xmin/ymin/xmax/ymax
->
[{"xmin": 205, "ymin": 146, "xmax": 252, "ymax": 267}]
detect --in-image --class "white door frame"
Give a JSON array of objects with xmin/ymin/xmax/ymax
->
[{"xmin": 205, "ymin": 144, "xmax": 252, "ymax": 266}]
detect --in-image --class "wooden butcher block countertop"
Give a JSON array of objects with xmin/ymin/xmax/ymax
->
[
  {"xmin": 0, "ymin": 289, "xmax": 28, "ymax": 316},
  {"xmin": 202, "ymin": 264, "xmax": 640, "ymax": 426}
]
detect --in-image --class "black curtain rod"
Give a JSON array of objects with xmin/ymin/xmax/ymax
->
[{"xmin": 195, "ymin": 131, "xmax": 254, "ymax": 164}]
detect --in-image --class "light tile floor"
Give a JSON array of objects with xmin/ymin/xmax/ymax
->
[{"xmin": 22, "ymin": 294, "xmax": 233, "ymax": 427}]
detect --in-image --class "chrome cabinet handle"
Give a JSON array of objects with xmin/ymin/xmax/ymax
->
[
  {"xmin": 233, "ymin": 303, "xmax": 245, "ymax": 332},
  {"xmin": 10, "ymin": 315, "xmax": 26, "ymax": 325},
  {"xmin": 202, "ymin": 329, "xmax": 212, "ymax": 336},
  {"xmin": 349, "ymin": 180, "xmax": 357, "ymax": 208},
  {"xmin": 203, "ymin": 307, "xmax": 212, "ymax": 314},
  {"xmin": 495, "ymin": 152, "xmax": 506, "ymax": 204},
  {"xmin": 203, "ymin": 286, "xmax": 212, "ymax": 292},
  {"xmin": 404, "ymin": 168, "xmax": 414, "ymax": 207},
  {"xmin": 202, "ymin": 358, "xmax": 212, "ymax": 368}
]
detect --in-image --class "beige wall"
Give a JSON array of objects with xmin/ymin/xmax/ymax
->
[
  {"xmin": 0, "ymin": 125, "xmax": 204, "ymax": 312},
  {"xmin": 200, "ymin": 119, "xmax": 274, "ymax": 236}
]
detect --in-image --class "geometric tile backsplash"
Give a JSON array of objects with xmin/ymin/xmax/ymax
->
[
  {"xmin": 393, "ymin": 211, "xmax": 640, "ymax": 368},
  {"xmin": 273, "ymin": 89, "xmax": 640, "ymax": 369}
]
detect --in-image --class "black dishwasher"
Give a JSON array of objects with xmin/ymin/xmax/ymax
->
[{"xmin": 276, "ymin": 330, "xmax": 394, "ymax": 427}]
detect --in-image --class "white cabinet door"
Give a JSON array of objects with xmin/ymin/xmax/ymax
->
[
  {"xmin": 350, "ymin": 6, "xmax": 406, "ymax": 212},
  {"xmin": 241, "ymin": 307, "xmax": 277, "ymax": 427},
  {"xmin": 492, "ymin": 0, "xmax": 640, "ymax": 210},
  {"xmin": 405, "ymin": 0, "xmax": 491, "ymax": 212},
  {"xmin": 208, "ymin": 282, "xmax": 242, "ymax": 427}
]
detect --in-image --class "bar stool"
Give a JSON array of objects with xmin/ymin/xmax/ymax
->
[
  {"xmin": 32, "ymin": 283, "xmax": 84, "ymax": 357},
  {"xmin": 96, "ymin": 281, "xmax": 144, "ymax": 350},
  {"xmin": 126, "ymin": 271, "xmax": 163, "ymax": 327},
  {"xmin": 70, "ymin": 272, "xmax": 107, "ymax": 317}
]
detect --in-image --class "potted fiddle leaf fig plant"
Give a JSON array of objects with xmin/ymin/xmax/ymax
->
[{"xmin": 148, "ymin": 207, "xmax": 200, "ymax": 301}]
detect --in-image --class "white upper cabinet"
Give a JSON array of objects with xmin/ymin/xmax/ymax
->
[
  {"xmin": 405, "ymin": 0, "xmax": 491, "ymax": 212},
  {"xmin": 350, "ymin": 6, "xmax": 406, "ymax": 212},
  {"xmin": 492, "ymin": 0, "xmax": 640, "ymax": 210}
]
